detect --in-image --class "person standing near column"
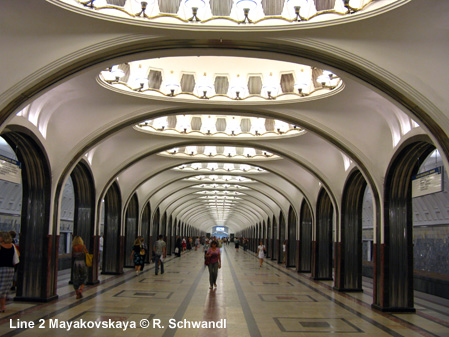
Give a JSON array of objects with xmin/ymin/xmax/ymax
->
[
  {"xmin": 153, "ymin": 235, "xmax": 166, "ymax": 275},
  {"xmin": 257, "ymin": 241, "xmax": 266, "ymax": 267},
  {"xmin": 282, "ymin": 240, "xmax": 287, "ymax": 265},
  {"xmin": 175, "ymin": 236, "xmax": 182, "ymax": 257},
  {"xmin": 99, "ymin": 235, "xmax": 103, "ymax": 270}
]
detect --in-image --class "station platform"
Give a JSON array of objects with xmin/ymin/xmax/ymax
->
[{"xmin": 0, "ymin": 245, "xmax": 448, "ymax": 336}]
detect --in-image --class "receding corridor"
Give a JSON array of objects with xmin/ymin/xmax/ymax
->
[{"xmin": 0, "ymin": 245, "xmax": 447, "ymax": 337}]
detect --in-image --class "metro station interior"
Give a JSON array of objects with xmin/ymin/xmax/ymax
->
[{"xmin": 0, "ymin": 0, "xmax": 448, "ymax": 335}]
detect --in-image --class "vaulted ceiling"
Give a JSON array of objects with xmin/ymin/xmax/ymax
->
[{"xmin": 1, "ymin": 0, "xmax": 448, "ymax": 234}]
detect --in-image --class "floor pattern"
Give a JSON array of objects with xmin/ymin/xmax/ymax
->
[{"xmin": 0, "ymin": 245, "xmax": 448, "ymax": 336}]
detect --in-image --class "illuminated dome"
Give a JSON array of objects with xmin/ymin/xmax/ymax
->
[
  {"xmin": 191, "ymin": 183, "xmax": 250, "ymax": 189},
  {"xmin": 56, "ymin": 0, "xmax": 398, "ymax": 28},
  {"xmin": 184, "ymin": 175, "xmax": 255, "ymax": 183},
  {"xmin": 100, "ymin": 56, "xmax": 343, "ymax": 103},
  {"xmin": 136, "ymin": 114, "xmax": 304, "ymax": 139},
  {"xmin": 174, "ymin": 163, "xmax": 265, "ymax": 173},
  {"xmin": 159, "ymin": 146, "xmax": 280, "ymax": 160}
]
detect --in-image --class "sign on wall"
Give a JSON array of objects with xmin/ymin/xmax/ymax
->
[
  {"xmin": 412, "ymin": 167, "xmax": 443, "ymax": 198},
  {"xmin": 0, "ymin": 155, "xmax": 21, "ymax": 184}
]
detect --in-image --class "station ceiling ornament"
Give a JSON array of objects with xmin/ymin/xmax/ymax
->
[
  {"xmin": 59, "ymin": 0, "xmax": 380, "ymax": 27},
  {"xmin": 174, "ymin": 163, "xmax": 265, "ymax": 174},
  {"xmin": 183, "ymin": 175, "xmax": 256, "ymax": 183},
  {"xmin": 137, "ymin": 114, "xmax": 305, "ymax": 139},
  {"xmin": 101, "ymin": 57, "xmax": 342, "ymax": 103},
  {"xmin": 159, "ymin": 146, "xmax": 280, "ymax": 160}
]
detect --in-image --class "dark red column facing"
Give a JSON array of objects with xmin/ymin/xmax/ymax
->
[
  {"xmin": 311, "ymin": 241, "xmax": 317, "ymax": 279},
  {"xmin": 118, "ymin": 235, "xmax": 125, "ymax": 274},
  {"xmin": 49, "ymin": 234, "xmax": 59, "ymax": 299},
  {"xmin": 334, "ymin": 241, "xmax": 343, "ymax": 290},
  {"xmin": 295, "ymin": 240, "xmax": 300, "ymax": 272},
  {"xmin": 88, "ymin": 235, "xmax": 100, "ymax": 285},
  {"xmin": 372, "ymin": 242, "xmax": 377, "ymax": 305}
]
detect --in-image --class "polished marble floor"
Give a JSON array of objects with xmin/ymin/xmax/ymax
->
[{"xmin": 0, "ymin": 245, "xmax": 448, "ymax": 336}]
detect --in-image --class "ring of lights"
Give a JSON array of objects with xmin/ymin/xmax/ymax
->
[
  {"xmin": 99, "ymin": 56, "xmax": 343, "ymax": 103},
  {"xmin": 135, "ymin": 114, "xmax": 306, "ymax": 140}
]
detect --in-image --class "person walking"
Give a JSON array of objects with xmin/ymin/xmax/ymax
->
[
  {"xmin": 187, "ymin": 237, "xmax": 192, "ymax": 251},
  {"xmin": 234, "ymin": 237, "xmax": 240, "ymax": 252},
  {"xmin": 131, "ymin": 238, "xmax": 145, "ymax": 275},
  {"xmin": 99, "ymin": 235, "xmax": 103, "ymax": 270},
  {"xmin": 139, "ymin": 237, "xmax": 147, "ymax": 270},
  {"xmin": 205, "ymin": 240, "xmax": 221, "ymax": 289},
  {"xmin": 0, "ymin": 232, "xmax": 18, "ymax": 312},
  {"xmin": 257, "ymin": 241, "xmax": 266, "ymax": 267},
  {"xmin": 153, "ymin": 235, "xmax": 166, "ymax": 275},
  {"xmin": 195, "ymin": 237, "xmax": 200, "ymax": 251},
  {"xmin": 71, "ymin": 236, "xmax": 89, "ymax": 299}
]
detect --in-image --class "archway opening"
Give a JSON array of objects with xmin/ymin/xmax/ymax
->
[
  {"xmin": 379, "ymin": 140, "xmax": 435, "ymax": 311},
  {"xmin": 70, "ymin": 161, "xmax": 96, "ymax": 283},
  {"xmin": 287, "ymin": 206, "xmax": 297, "ymax": 268},
  {"xmin": 102, "ymin": 182, "xmax": 122, "ymax": 275},
  {"xmin": 313, "ymin": 188, "xmax": 333, "ymax": 280},
  {"xmin": 124, "ymin": 194, "xmax": 139, "ymax": 268},
  {"xmin": 337, "ymin": 170, "xmax": 367, "ymax": 291},
  {"xmin": 299, "ymin": 200, "xmax": 312, "ymax": 272},
  {"xmin": 2, "ymin": 132, "xmax": 55, "ymax": 301}
]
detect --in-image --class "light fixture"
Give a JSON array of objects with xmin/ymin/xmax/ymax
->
[
  {"xmin": 243, "ymin": 147, "xmax": 256, "ymax": 158},
  {"xmin": 235, "ymin": 0, "xmax": 258, "ymax": 23},
  {"xmin": 185, "ymin": 0, "xmax": 206, "ymax": 21},
  {"xmin": 176, "ymin": 115, "xmax": 190, "ymax": 132},
  {"xmin": 225, "ymin": 116, "xmax": 240, "ymax": 135},
  {"xmin": 81, "ymin": 0, "xmax": 96, "ymax": 8},
  {"xmin": 133, "ymin": 0, "xmax": 153, "ymax": 17},
  {"xmin": 317, "ymin": 73, "xmax": 330, "ymax": 87},
  {"xmin": 152, "ymin": 116, "xmax": 167, "ymax": 130},
  {"xmin": 344, "ymin": 0, "xmax": 356, "ymax": 14},
  {"xmin": 275, "ymin": 120, "xmax": 289, "ymax": 134},
  {"xmin": 186, "ymin": 146, "xmax": 197, "ymax": 155},
  {"xmin": 224, "ymin": 147, "xmax": 237, "ymax": 157},
  {"xmin": 197, "ymin": 73, "xmax": 213, "ymax": 99},
  {"xmin": 110, "ymin": 65, "xmax": 125, "ymax": 83},
  {"xmin": 262, "ymin": 72, "xmax": 279, "ymax": 99},
  {"xmin": 230, "ymin": 74, "xmax": 246, "ymax": 100},
  {"xmin": 133, "ymin": 64, "xmax": 147, "ymax": 91},
  {"xmin": 204, "ymin": 146, "xmax": 217, "ymax": 157},
  {"xmin": 201, "ymin": 115, "xmax": 217, "ymax": 134},
  {"xmin": 323, "ymin": 70, "xmax": 334, "ymax": 79},
  {"xmin": 294, "ymin": 81, "xmax": 308, "ymax": 96},
  {"xmin": 286, "ymin": 0, "xmax": 308, "ymax": 21},
  {"xmin": 165, "ymin": 70, "xmax": 180, "ymax": 96}
]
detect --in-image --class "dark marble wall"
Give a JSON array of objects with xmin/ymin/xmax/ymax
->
[{"xmin": 413, "ymin": 225, "xmax": 449, "ymax": 274}]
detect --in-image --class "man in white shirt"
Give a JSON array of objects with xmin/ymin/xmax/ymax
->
[{"xmin": 153, "ymin": 235, "xmax": 166, "ymax": 275}]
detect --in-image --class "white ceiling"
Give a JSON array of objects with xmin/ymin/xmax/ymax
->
[{"xmin": 1, "ymin": 0, "xmax": 448, "ymax": 233}]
